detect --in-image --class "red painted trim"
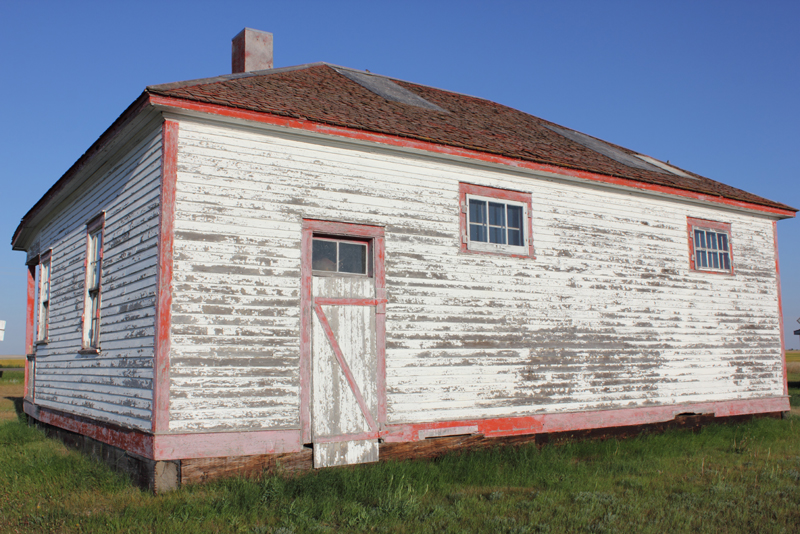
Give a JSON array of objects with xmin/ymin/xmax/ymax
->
[
  {"xmin": 25, "ymin": 394, "xmax": 786, "ymax": 462},
  {"xmin": 154, "ymin": 429, "xmax": 302, "ymax": 461},
  {"xmin": 153, "ymin": 120, "xmax": 179, "ymax": 433},
  {"xmin": 773, "ymin": 221, "xmax": 787, "ymax": 397},
  {"xmin": 24, "ymin": 402, "xmax": 303, "ymax": 461},
  {"xmin": 459, "ymin": 182, "xmax": 535, "ymax": 258},
  {"xmin": 381, "ymin": 396, "xmax": 790, "ymax": 443},
  {"xmin": 24, "ymin": 264, "xmax": 35, "ymax": 399},
  {"xmin": 374, "ymin": 236, "xmax": 387, "ymax": 426},
  {"xmin": 687, "ymin": 217, "xmax": 735, "ymax": 276},
  {"xmin": 314, "ymin": 303, "xmax": 379, "ymax": 432},
  {"xmin": 31, "ymin": 404, "xmax": 155, "ymax": 459},
  {"xmin": 303, "ymin": 219, "xmax": 386, "ymax": 238},
  {"xmin": 300, "ymin": 219, "xmax": 387, "ymax": 442},
  {"xmin": 147, "ymin": 94, "xmax": 796, "ymax": 219},
  {"xmin": 300, "ymin": 225, "xmax": 313, "ymax": 443},
  {"xmin": 24, "ymin": 264, "xmax": 35, "ymax": 356},
  {"xmin": 314, "ymin": 431, "xmax": 380, "ymax": 444},
  {"xmin": 314, "ymin": 298, "xmax": 387, "ymax": 306}
]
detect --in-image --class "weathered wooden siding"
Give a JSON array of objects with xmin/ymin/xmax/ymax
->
[
  {"xmin": 169, "ymin": 118, "xmax": 783, "ymax": 432},
  {"xmin": 28, "ymin": 126, "xmax": 163, "ymax": 431}
]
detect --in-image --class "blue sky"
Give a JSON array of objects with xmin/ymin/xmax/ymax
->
[{"xmin": 0, "ymin": 1, "xmax": 798, "ymax": 354}]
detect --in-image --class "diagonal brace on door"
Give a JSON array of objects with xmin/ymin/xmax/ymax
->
[{"xmin": 314, "ymin": 302, "xmax": 384, "ymax": 433}]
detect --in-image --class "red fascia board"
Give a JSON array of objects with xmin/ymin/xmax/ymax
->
[
  {"xmin": 11, "ymin": 93, "xmax": 152, "ymax": 250},
  {"xmin": 773, "ymin": 221, "xmax": 787, "ymax": 396},
  {"xmin": 148, "ymin": 94, "xmax": 797, "ymax": 219},
  {"xmin": 153, "ymin": 120, "xmax": 179, "ymax": 433},
  {"xmin": 25, "ymin": 395, "xmax": 787, "ymax": 462}
]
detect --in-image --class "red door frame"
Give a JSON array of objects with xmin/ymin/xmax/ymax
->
[{"xmin": 300, "ymin": 219, "xmax": 386, "ymax": 444}]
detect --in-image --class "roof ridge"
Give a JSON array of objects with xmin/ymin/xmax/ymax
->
[{"xmin": 146, "ymin": 62, "xmax": 330, "ymax": 92}]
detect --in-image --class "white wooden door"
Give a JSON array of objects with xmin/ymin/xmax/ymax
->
[{"xmin": 306, "ymin": 231, "xmax": 385, "ymax": 468}]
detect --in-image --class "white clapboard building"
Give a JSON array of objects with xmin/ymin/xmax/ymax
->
[{"xmin": 11, "ymin": 29, "xmax": 796, "ymax": 490}]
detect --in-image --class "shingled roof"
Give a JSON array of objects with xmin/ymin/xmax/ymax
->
[
  {"xmin": 148, "ymin": 62, "xmax": 795, "ymax": 213},
  {"xmin": 11, "ymin": 62, "xmax": 796, "ymax": 249}
]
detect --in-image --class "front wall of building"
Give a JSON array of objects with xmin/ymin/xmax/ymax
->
[
  {"xmin": 27, "ymin": 126, "xmax": 163, "ymax": 431},
  {"xmin": 168, "ymin": 118, "xmax": 783, "ymax": 433}
]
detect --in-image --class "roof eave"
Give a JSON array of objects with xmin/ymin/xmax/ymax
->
[
  {"xmin": 148, "ymin": 93, "xmax": 797, "ymax": 220},
  {"xmin": 11, "ymin": 92, "xmax": 155, "ymax": 251}
]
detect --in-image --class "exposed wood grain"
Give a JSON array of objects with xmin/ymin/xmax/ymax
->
[
  {"xmin": 180, "ymin": 449, "xmax": 313, "ymax": 485},
  {"xmin": 165, "ymin": 117, "xmax": 785, "ymax": 437},
  {"xmin": 29, "ymin": 126, "xmax": 164, "ymax": 431}
]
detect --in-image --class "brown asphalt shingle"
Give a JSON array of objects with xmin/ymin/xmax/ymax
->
[{"xmin": 147, "ymin": 63, "xmax": 794, "ymax": 212}]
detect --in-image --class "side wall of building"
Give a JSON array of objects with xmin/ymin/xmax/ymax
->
[
  {"xmin": 28, "ymin": 125, "xmax": 163, "ymax": 431},
  {"xmin": 168, "ymin": 118, "xmax": 784, "ymax": 433}
]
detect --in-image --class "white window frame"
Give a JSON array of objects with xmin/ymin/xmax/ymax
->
[
  {"xmin": 311, "ymin": 236, "xmax": 372, "ymax": 278},
  {"xmin": 464, "ymin": 193, "xmax": 529, "ymax": 255},
  {"xmin": 36, "ymin": 251, "xmax": 52, "ymax": 343},
  {"xmin": 687, "ymin": 217, "xmax": 734, "ymax": 276},
  {"xmin": 82, "ymin": 214, "xmax": 105, "ymax": 350},
  {"xmin": 692, "ymin": 226, "xmax": 731, "ymax": 273}
]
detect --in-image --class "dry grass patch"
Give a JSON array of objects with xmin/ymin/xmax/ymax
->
[
  {"xmin": 0, "ymin": 358, "xmax": 25, "ymax": 368},
  {"xmin": 786, "ymin": 351, "xmax": 800, "ymax": 363}
]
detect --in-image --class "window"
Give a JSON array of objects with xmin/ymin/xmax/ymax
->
[
  {"xmin": 36, "ymin": 250, "xmax": 52, "ymax": 342},
  {"xmin": 687, "ymin": 217, "xmax": 733, "ymax": 275},
  {"xmin": 459, "ymin": 183, "xmax": 533, "ymax": 257},
  {"xmin": 83, "ymin": 214, "xmax": 105, "ymax": 349},
  {"xmin": 312, "ymin": 237, "xmax": 370, "ymax": 275}
]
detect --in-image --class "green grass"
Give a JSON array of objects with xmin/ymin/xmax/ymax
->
[
  {"xmin": 785, "ymin": 351, "xmax": 800, "ymax": 363},
  {"xmin": 2, "ymin": 412, "xmax": 800, "ymax": 533},
  {"xmin": 0, "ymin": 358, "xmax": 25, "ymax": 369},
  {"xmin": 0, "ymin": 371, "xmax": 23, "ymax": 384}
]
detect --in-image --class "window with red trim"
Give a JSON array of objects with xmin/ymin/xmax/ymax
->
[
  {"xmin": 83, "ymin": 214, "xmax": 105, "ymax": 349},
  {"xmin": 687, "ymin": 217, "xmax": 733, "ymax": 275},
  {"xmin": 459, "ymin": 183, "xmax": 534, "ymax": 257},
  {"xmin": 36, "ymin": 250, "xmax": 52, "ymax": 343}
]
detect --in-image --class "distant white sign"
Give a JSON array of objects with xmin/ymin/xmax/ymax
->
[{"xmin": 0, "ymin": 320, "xmax": 5, "ymax": 342}]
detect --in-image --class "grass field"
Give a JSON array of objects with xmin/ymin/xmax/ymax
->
[
  {"xmin": 0, "ymin": 371, "xmax": 23, "ymax": 424},
  {"xmin": 786, "ymin": 351, "xmax": 800, "ymax": 384},
  {"xmin": 0, "ymin": 357, "xmax": 25, "ymax": 368},
  {"xmin": 1, "ymin": 375, "xmax": 799, "ymax": 533}
]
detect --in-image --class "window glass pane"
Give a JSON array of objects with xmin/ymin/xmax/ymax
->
[
  {"xmin": 488, "ymin": 202, "xmax": 506, "ymax": 227},
  {"xmin": 469, "ymin": 199, "xmax": 486, "ymax": 224},
  {"xmin": 489, "ymin": 226, "xmax": 506, "ymax": 244},
  {"xmin": 507, "ymin": 205, "xmax": 523, "ymax": 246},
  {"xmin": 312, "ymin": 240, "xmax": 337, "ymax": 271},
  {"xmin": 695, "ymin": 230, "xmax": 705, "ymax": 249},
  {"xmin": 710, "ymin": 251, "xmax": 719, "ymax": 269},
  {"xmin": 697, "ymin": 250, "xmax": 707, "ymax": 268},
  {"xmin": 89, "ymin": 293, "xmax": 99, "ymax": 347},
  {"xmin": 507, "ymin": 205, "xmax": 523, "ymax": 231},
  {"xmin": 707, "ymin": 231, "xmax": 718, "ymax": 250},
  {"xmin": 338, "ymin": 242, "xmax": 367, "ymax": 274},
  {"xmin": 508, "ymin": 228, "xmax": 523, "ymax": 247},
  {"xmin": 42, "ymin": 262, "xmax": 50, "ymax": 300},
  {"xmin": 88, "ymin": 232, "xmax": 102, "ymax": 290},
  {"xmin": 721, "ymin": 253, "xmax": 730, "ymax": 270},
  {"xmin": 718, "ymin": 233, "xmax": 728, "ymax": 251},
  {"xmin": 470, "ymin": 223, "xmax": 487, "ymax": 242}
]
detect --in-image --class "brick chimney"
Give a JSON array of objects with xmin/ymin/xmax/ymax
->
[{"xmin": 232, "ymin": 28, "xmax": 273, "ymax": 73}]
